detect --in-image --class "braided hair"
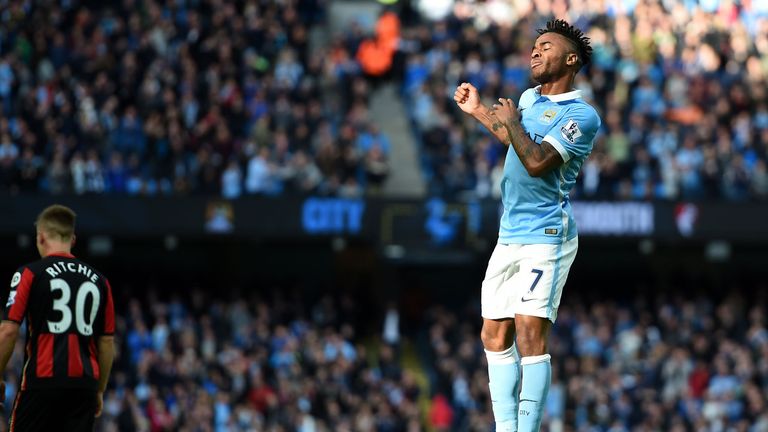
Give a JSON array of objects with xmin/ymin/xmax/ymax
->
[{"xmin": 537, "ymin": 19, "xmax": 593, "ymax": 68}]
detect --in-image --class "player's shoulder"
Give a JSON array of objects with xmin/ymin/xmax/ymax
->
[
  {"xmin": 520, "ymin": 87, "xmax": 538, "ymax": 98},
  {"xmin": 14, "ymin": 259, "xmax": 46, "ymax": 276},
  {"xmin": 7, "ymin": 261, "xmax": 41, "ymax": 289},
  {"xmin": 95, "ymin": 268, "xmax": 111, "ymax": 288},
  {"xmin": 69, "ymin": 257, "xmax": 109, "ymax": 284},
  {"xmin": 26, "ymin": 255, "xmax": 59, "ymax": 273},
  {"xmin": 77, "ymin": 258, "xmax": 110, "ymax": 287},
  {"xmin": 518, "ymin": 87, "xmax": 538, "ymax": 109},
  {"xmin": 572, "ymin": 100, "xmax": 601, "ymax": 121},
  {"xmin": 8, "ymin": 266, "xmax": 27, "ymax": 289},
  {"xmin": 564, "ymin": 99, "xmax": 601, "ymax": 129}
]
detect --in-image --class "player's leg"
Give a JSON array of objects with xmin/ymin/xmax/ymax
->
[
  {"xmin": 481, "ymin": 318, "xmax": 519, "ymax": 432},
  {"xmin": 480, "ymin": 243, "xmax": 522, "ymax": 432},
  {"xmin": 511, "ymin": 238, "xmax": 578, "ymax": 431},
  {"xmin": 7, "ymin": 390, "xmax": 50, "ymax": 432},
  {"xmin": 515, "ymin": 314, "xmax": 552, "ymax": 432}
]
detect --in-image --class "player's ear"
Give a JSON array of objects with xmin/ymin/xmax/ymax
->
[{"xmin": 566, "ymin": 53, "xmax": 579, "ymax": 67}]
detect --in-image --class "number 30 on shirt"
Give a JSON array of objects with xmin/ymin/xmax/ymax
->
[{"xmin": 48, "ymin": 279, "xmax": 101, "ymax": 336}]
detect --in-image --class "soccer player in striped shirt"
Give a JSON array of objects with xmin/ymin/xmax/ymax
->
[
  {"xmin": 0, "ymin": 205, "xmax": 115, "ymax": 431},
  {"xmin": 455, "ymin": 19, "xmax": 601, "ymax": 431}
]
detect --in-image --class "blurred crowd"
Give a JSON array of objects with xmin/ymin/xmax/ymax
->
[
  {"xmin": 1, "ymin": 283, "xmax": 766, "ymax": 431},
  {"xmin": 3, "ymin": 289, "xmax": 420, "ymax": 432},
  {"xmin": 4, "ymin": 0, "xmax": 768, "ymax": 202},
  {"xmin": 422, "ymin": 289, "xmax": 768, "ymax": 431},
  {"xmin": 0, "ymin": 0, "xmax": 390, "ymax": 198},
  {"xmin": 400, "ymin": 0, "xmax": 768, "ymax": 200}
]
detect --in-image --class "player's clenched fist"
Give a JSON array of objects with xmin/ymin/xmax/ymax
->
[{"xmin": 454, "ymin": 82, "xmax": 482, "ymax": 114}]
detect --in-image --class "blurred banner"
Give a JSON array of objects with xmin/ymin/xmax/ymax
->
[{"xmin": 1, "ymin": 196, "xmax": 765, "ymax": 245}]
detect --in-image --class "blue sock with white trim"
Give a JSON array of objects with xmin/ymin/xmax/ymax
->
[
  {"xmin": 485, "ymin": 346, "xmax": 520, "ymax": 432},
  {"xmin": 518, "ymin": 354, "xmax": 551, "ymax": 432}
]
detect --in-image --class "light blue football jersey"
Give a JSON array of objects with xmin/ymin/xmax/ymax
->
[{"xmin": 498, "ymin": 86, "xmax": 601, "ymax": 244}]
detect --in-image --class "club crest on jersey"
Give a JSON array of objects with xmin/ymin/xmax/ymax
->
[
  {"xmin": 560, "ymin": 119, "xmax": 583, "ymax": 144},
  {"xmin": 539, "ymin": 109, "xmax": 558, "ymax": 124},
  {"xmin": 10, "ymin": 272, "xmax": 20, "ymax": 288}
]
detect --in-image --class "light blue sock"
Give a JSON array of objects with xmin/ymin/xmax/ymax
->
[
  {"xmin": 485, "ymin": 346, "xmax": 520, "ymax": 432},
  {"xmin": 518, "ymin": 354, "xmax": 552, "ymax": 432}
]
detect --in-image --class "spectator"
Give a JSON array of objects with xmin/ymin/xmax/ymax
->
[
  {"xmin": 286, "ymin": 150, "xmax": 322, "ymax": 193},
  {"xmin": 15, "ymin": 147, "xmax": 42, "ymax": 192},
  {"xmin": 430, "ymin": 393, "xmax": 454, "ymax": 431},
  {"xmin": 221, "ymin": 159, "xmax": 243, "ymax": 199},
  {"xmin": 105, "ymin": 152, "xmax": 128, "ymax": 194},
  {"xmin": 245, "ymin": 147, "xmax": 274, "ymax": 195},
  {"xmin": 47, "ymin": 151, "xmax": 70, "ymax": 195},
  {"xmin": 364, "ymin": 143, "xmax": 390, "ymax": 193}
]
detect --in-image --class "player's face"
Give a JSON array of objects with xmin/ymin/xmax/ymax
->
[{"xmin": 530, "ymin": 33, "xmax": 577, "ymax": 84}]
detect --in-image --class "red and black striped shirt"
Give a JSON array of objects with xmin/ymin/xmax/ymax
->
[{"xmin": 2, "ymin": 252, "xmax": 114, "ymax": 390}]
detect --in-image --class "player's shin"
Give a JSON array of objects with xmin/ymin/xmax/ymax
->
[
  {"xmin": 485, "ymin": 346, "xmax": 520, "ymax": 432},
  {"xmin": 518, "ymin": 353, "xmax": 552, "ymax": 432}
]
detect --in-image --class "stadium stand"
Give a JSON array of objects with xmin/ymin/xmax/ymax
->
[
  {"xmin": 400, "ymin": 0, "xmax": 768, "ymax": 201},
  {"xmin": 2, "ymin": 0, "xmax": 767, "ymax": 201},
  {"xmin": 0, "ymin": 0, "xmax": 388, "ymax": 198}
]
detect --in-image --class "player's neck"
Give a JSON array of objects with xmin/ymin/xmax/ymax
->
[
  {"xmin": 538, "ymin": 76, "xmax": 575, "ymax": 96},
  {"xmin": 41, "ymin": 245, "xmax": 72, "ymax": 258}
]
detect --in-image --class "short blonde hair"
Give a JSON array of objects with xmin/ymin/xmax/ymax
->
[{"xmin": 36, "ymin": 205, "xmax": 76, "ymax": 241}]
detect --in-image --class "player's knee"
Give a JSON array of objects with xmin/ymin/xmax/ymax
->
[
  {"xmin": 480, "ymin": 326, "xmax": 507, "ymax": 351},
  {"xmin": 515, "ymin": 330, "xmax": 548, "ymax": 356}
]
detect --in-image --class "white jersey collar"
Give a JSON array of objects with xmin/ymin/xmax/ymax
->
[{"xmin": 534, "ymin": 85, "xmax": 582, "ymax": 102}]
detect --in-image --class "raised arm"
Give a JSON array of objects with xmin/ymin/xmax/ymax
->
[{"xmin": 454, "ymin": 82, "xmax": 513, "ymax": 144}]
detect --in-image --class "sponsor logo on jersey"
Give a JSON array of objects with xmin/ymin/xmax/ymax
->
[{"xmin": 560, "ymin": 119, "xmax": 583, "ymax": 144}]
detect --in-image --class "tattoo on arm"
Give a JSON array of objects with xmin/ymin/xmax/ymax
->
[
  {"xmin": 506, "ymin": 121, "xmax": 543, "ymax": 161},
  {"xmin": 472, "ymin": 107, "xmax": 509, "ymax": 143},
  {"xmin": 505, "ymin": 121, "xmax": 562, "ymax": 176},
  {"xmin": 491, "ymin": 110, "xmax": 506, "ymax": 133}
]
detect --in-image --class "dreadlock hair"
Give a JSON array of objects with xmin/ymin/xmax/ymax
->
[{"xmin": 537, "ymin": 19, "xmax": 592, "ymax": 69}]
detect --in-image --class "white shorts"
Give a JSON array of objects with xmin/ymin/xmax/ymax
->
[{"xmin": 480, "ymin": 237, "xmax": 578, "ymax": 323}]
